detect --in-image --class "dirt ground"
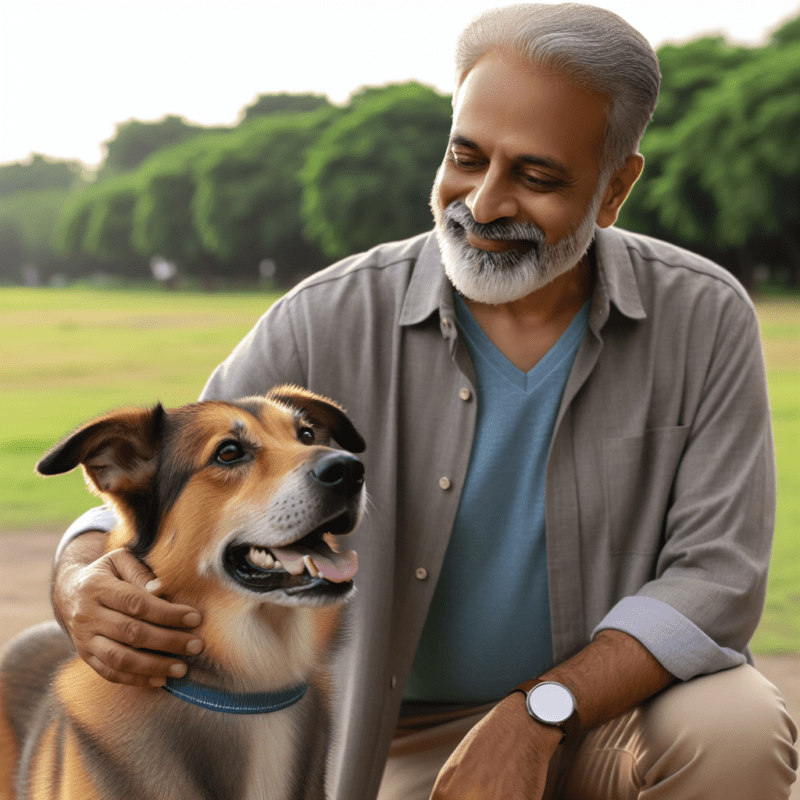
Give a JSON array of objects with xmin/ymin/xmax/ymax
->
[{"xmin": 3, "ymin": 530, "xmax": 799, "ymax": 795}]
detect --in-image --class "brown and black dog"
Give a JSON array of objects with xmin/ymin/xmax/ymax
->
[{"xmin": 0, "ymin": 386, "xmax": 366, "ymax": 800}]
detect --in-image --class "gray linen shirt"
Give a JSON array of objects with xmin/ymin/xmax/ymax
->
[{"xmin": 61, "ymin": 225, "xmax": 775, "ymax": 800}]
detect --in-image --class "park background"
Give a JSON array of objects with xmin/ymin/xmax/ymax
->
[{"xmin": 1, "ymin": 0, "xmax": 799, "ymax": 662}]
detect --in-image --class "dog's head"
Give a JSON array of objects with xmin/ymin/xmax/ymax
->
[{"xmin": 37, "ymin": 385, "xmax": 366, "ymax": 610}]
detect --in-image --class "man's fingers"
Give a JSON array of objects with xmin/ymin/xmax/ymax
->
[
  {"xmin": 84, "ymin": 636, "xmax": 190, "ymax": 688},
  {"xmin": 96, "ymin": 571, "xmax": 202, "ymax": 630},
  {"xmin": 103, "ymin": 547, "xmax": 157, "ymax": 590},
  {"xmin": 91, "ymin": 608, "xmax": 202, "ymax": 656}
]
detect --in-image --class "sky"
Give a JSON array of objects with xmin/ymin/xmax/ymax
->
[{"xmin": 1, "ymin": 0, "xmax": 798, "ymax": 168}]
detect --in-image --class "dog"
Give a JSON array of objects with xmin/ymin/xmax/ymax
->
[{"xmin": 0, "ymin": 385, "xmax": 366, "ymax": 800}]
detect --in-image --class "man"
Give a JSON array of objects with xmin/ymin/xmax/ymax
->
[{"xmin": 51, "ymin": 3, "xmax": 796, "ymax": 798}]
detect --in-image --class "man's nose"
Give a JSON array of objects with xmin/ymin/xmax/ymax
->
[{"xmin": 465, "ymin": 167, "xmax": 518, "ymax": 224}]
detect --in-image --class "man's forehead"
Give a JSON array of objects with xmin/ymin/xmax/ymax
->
[{"xmin": 451, "ymin": 51, "xmax": 608, "ymax": 171}]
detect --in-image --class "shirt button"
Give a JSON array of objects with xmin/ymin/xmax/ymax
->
[
  {"xmin": 415, "ymin": 567, "xmax": 428, "ymax": 580},
  {"xmin": 439, "ymin": 477, "xmax": 451, "ymax": 490},
  {"xmin": 459, "ymin": 388, "xmax": 471, "ymax": 401},
  {"xmin": 441, "ymin": 317, "xmax": 451, "ymax": 328}
]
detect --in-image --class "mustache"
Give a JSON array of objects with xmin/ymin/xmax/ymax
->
[{"xmin": 443, "ymin": 201, "xmax": 545, "ymax": 246}]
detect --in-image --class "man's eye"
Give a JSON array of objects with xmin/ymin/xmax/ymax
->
[
  {"xmin": 451, "ymin": 152, "xmax": 480, "ymax": 168},
  {"xmin": 298, "ymin": 427, "xmax": 316, "ymax": 446},
  {"xmin": 214, "ymin": 442, "xmax": 246, "ymax": 463}
]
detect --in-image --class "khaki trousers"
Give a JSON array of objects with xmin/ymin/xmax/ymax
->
[{"xmin": 377, "ymin": 665, "xmax": 798, "ymax": 800}]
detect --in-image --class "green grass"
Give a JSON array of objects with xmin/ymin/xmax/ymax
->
[
  {"xmin": 749, "ymin": 300, "xmax": 800, "ymax": 654},
  {"xmin": 2, "ymin": 287, "xmax": 799, "ymax": 653},
  {"xmin": 1, "ymin": 286, "xmax": 280, "ymax": 526}
]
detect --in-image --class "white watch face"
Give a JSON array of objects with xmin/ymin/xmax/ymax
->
[{"xmin": 527, "ymin": 682, "xmax": 574, "ymax": 724}]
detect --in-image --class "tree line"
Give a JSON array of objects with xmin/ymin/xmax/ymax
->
[{"xmin": 1, "ymin": 14, "xmax": 798, "ymax": 291}]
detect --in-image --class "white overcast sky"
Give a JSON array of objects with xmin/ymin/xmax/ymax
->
[{"xmin": 1, "ymin": 0, "xmax": 798, "ymax": 167}]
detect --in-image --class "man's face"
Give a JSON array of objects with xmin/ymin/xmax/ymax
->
[{"xmin": 431, "ymin": 51, "xmax": 611, "ymax": 304}]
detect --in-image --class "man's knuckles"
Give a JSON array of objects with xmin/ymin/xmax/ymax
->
[{"xmin": 118, "ymin": 588, "xmax": 149, "ymax": 618}]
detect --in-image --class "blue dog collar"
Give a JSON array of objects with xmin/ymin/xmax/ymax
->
[{"xmin": 163, "ymin": 677, "xmax": 307, "ymax": 714}]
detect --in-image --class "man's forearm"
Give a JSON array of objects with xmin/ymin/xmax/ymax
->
[
  {"xmin": 539, "ymin": 629, "xmax": 676, "ymax": 732},
  {"xmin": 51, "ymin": 530, "xmax": 107, "ymax": 629}
]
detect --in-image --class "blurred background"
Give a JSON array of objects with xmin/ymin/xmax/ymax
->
[
  {"xmin": 1, "ymin": 0, "xmax": 799, "ymax": 659},
  {"xmin": 1, "ymin": 0, "xmax": 799, "ymax": 290}
]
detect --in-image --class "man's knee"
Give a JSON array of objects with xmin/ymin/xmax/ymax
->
[{"xmin": 641, "ymin": 664, "xmax": 798, "ymax": 796}]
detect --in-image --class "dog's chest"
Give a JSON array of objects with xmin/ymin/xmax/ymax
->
[{"xmin": 240, "ymin": 710, "xmax": 306, "ymax": 800}]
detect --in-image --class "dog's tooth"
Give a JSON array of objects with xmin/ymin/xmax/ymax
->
[
  {"xmin": 263, "ymin": 551, "xmax": 275, "ymax": 568},
  {"xmin": 274, "ymin": 560, "xmax": 283, "ymax": 570},
  {"xmin": 302, "ymin": 555, "xmax": 320, "ymax": 578}
]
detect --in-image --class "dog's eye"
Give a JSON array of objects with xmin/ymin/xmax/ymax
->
[
  {"xmin": 215, "ymin": 441, "xmax": 246, "ymax": 464},
  {"xmin": 298, "ymin": 427, "xmax": 316, "ymax": 446}
]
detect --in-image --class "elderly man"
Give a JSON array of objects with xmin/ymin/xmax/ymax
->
[{"xmin": 51, "ymin": 3, "xmax": 796, "ymax": 798}]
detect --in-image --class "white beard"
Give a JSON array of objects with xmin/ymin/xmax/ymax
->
[{"xmin": 431, "ymin": 189, "xmax": 604, "ymax": 305}]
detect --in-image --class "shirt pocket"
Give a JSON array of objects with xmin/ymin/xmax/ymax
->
[{"xmin": 603, "ymin": 426, "xmax": 690, "ymax": 555}]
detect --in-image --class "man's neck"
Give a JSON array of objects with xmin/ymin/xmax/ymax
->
[{"xmin": 463, "ymin": 255, "xmax": 592, "ymax": 373}]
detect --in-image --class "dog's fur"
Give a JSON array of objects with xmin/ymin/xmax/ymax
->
[{"xmin": 0, "ymin": 386, "xmax": 366, "ymax": 800}]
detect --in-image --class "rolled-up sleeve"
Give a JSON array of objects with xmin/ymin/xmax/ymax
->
[{"xmin": 593, "ymin": 268, "xmax": 774, "ymax": 679}]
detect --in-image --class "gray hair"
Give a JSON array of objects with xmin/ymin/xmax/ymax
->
[{"xmin": 454, "ymin": 3, "xmax": 661, "ymax": 174}]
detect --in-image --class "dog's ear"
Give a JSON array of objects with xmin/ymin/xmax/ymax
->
[
  {"xmin": 36, "ymin": 404, "xmax": 166, "ymax": 496},
  {"xmin": 266, "ymin": 385, "xmax": 366, "ymax": 453}
]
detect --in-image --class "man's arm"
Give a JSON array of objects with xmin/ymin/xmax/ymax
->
[
  {"xmin": 52, "ymin": 531, "xmax": 203, "ymax": 687},
  {"xmin": 432, "ymin": 629, "xmax": 674, "ymax": 799}
]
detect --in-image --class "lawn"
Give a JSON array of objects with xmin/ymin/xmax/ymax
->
[{"xmin": 2, "ymin": 287, "xmax": 799, "ymax": 652}]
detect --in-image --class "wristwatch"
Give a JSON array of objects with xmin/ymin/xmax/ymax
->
[{"xmin": 508, "ymin": 678, "xmax": 580, "ymax": 744}]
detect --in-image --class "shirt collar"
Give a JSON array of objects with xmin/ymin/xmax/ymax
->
[
  {"xmin": 397, "ymin": 226, "xmax": 647, "ymax": 330},
  {"xmin": 399, "ymin": 230, "xmax": 448, "ymax": 327},
  {"xmin": 592, "ymin": 226, "xmax": 647, "ymax": 324}
]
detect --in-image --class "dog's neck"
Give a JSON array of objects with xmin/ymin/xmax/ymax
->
[{"xmin": 163, "ymin": 676, "xmax": 308, "ymax": 714}]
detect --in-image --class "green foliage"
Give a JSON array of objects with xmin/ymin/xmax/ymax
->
[
  {"xmin": 0, "ymin": 154, "xmax": 83, "ymax": 197},
  {"xmin": 99, "ymin": 115, "xmax": 216, "ymax": 179},
  {"xmin": 55, "ymin": 176, "xmax": 150, "ymax": 278},
  {"xmin": 770, "ymin": 13, "xmax": 800, "ymax": 46},
  {"xmin": 194, "ymin": 107, "xmax": 338, "ymax": 283},
  {"xmin": 300, "ymin": 82, "xmax": 451, "ymax": 259},
  {"xmin": 242, "ymin": 93, "xmax": 333, "ymax": 122},
  {"xmin": 131, "ymin": 132, "xmax": 233, "ymax": 278},
  {"xmin": 618, "ymin": 20, "xmax": 800, "ymax": 288},
  {"xmin": 0, "ymin": 187, "xmax": 80, "ymax": 281}
]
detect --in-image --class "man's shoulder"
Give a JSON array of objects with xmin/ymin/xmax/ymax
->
[
  {"xmin": 607, "ymin": 227, "xmax": 752, "ymax": 306},
  {"xmin": 284, "ymin": 231, "xmax": 434, "ymax": 302}
]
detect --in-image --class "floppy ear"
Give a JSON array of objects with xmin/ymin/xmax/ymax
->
[
  {"xmin": 36, "ymin": 404, "xmax": 166, "ymax": 497},
  {"xmin": 266, "ymin": 385, "xmax": 366, "ymax": 453}
]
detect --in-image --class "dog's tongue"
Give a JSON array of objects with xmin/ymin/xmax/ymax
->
[{"xmin": 269, "ymin": 545, "xmax": 358, "ymax": 584}]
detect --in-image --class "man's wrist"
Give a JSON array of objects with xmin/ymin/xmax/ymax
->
[
  {"xmin": 507, "ymin": 678, "xmax": 581, "ymax": 744},
  {"xmin": 506, "ymin": 691, "xmax": 563, "ymax": 755}
]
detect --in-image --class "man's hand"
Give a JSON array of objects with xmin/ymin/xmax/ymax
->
[
  {"xmin": 53, "ymin": 534, "xmax": 203, "ymax": 688},
  {"xmin": 431, "ymin": 692, "xmax": 561, "ymax": 800}
]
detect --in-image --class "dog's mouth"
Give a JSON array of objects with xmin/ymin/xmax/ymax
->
[{"xmin": 223, "ymin": 511, "xmax": 358, "ymax": 596}]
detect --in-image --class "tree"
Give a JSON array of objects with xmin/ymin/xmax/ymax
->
[
  {"xmin": 131, "ymin": 132, "xmax": 232, "ymax": 285},
  {"xmin": 300, "ymin": 82, "xmax": 452, "ymax": 259},
  {"xmin": 193, "ymin": 107, "xmax": 337, "ymax": 285},
  {"xmin": 98, "ymin": 115, "xmax": 215, "ymax": 179},
  {"xmin": 618, "ymin": 22, "xmax": 800, "ymax": 288},
  {"xmin": 636, "ymin": 38, "xmax": 800, "ymax": 287},
  {"xmin": 56, "ymin": 175, "xmax": 150, "ymax": 278},
  {"xmin": 241, "ymin": 93, "xmax": 332, "ymax": 123},
  {"xmin": 0, "ymin": 217, "xmax": 24, "ymax": 280},
  {"xmin": 0, "ymin": 154, "xmax": 82, "ymax": 196}
]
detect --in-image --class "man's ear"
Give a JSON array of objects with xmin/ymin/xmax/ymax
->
[
  {"xmin": 595, "ymin": 153, "xmax": 644, "ymax": 229},
  {"xmin": 36, "ymin": 404, "xmax": 166, "ymax": 497}
]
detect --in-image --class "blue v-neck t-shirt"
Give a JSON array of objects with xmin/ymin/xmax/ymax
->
[{"xmin": 404, "ymin": 295, "xmax": 590, "ymax": 703}]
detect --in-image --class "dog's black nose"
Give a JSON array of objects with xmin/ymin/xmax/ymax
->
[{"xmin": 310, "ymin": 453, "xmax": 365, "ymax": 497}]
